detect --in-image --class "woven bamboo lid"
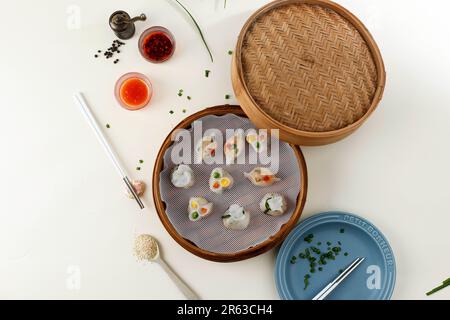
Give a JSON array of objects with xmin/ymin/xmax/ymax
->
[{"xmin": 232, "ymin": 0, "xmax": 385, "ymax": 145}]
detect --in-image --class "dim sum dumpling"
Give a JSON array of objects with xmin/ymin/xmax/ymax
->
[
  {"xmin": 224, "ymin": 129, "xmax": 245, "ymax": 164},
  {"xmin": 222, "ymin": 204, "xmax": 250, "ymax": 230},
  {"xmin": 171, "ymin": 164, "xmax": 195, "ymax": 189},
  {"xmin": 209, "ymin": 167, "xmax": 234, "ymax": 194},
  {"xmin": 246, "ymin": 129, "xmax": 269, "ymax": 153},
  {"xmin": 244, "ymin": 167, "xmax": 280, "ymax": 187},
  {"xmin": 195, "ymin": 134, "xmax": 218, "ymax": 162},
  {"xmin": 188, "ymin": 197, "xmax": 213, "ymax": 222},
  {"xmin": 260, "ymin": 193, "xmax": 287, "ymax": 216}
]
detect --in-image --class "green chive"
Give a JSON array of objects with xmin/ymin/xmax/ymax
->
[
  {"xmin": 106, "ymin": 124, "xmax": 110, "ymax": 128},
  {"xmin": 139, "ymin": 160, "xmax": 144, "ymax": 164},
  {"xmin": 344, "ymin": 252, "xmax": 349, "ymax": 256},
  {"xmin": 169, "ymin": 110, "xmax": 174, "ymax": 114},
  {"xmin": 318, "ymin": 267, "xmax": 323, "ymax": 271},
  {"xmin": 426, "ymin": 278, "xmax": 450, "ymax": 296},
  {"xmin": 264, "ymin": 200, "xmax": 271, "ymax": 214},
  {"xmin": 173, "ymin": 0, "xmax": 214, "ymax": 62},
  {"xmin": 225, "ymin": 94, "xmax": 231, "ymax": 99},
  {"xmin": 340, "ymin": 228, "xmax": 345, "ymax": 233},
  {"xmin": 136, "ymin": 167, "xmax": 141, "ymax": 171},
  {"xmin": 187, "ymin": 96, "xmax": 191, "ymax": 100},
  {"xmin": 228, "ymin": 50, "xmax": 233, "ymax": 55},
  {"xmin": 182, "ymin": 109, "xmax": 187, "ymax": 113},
  {"xmin": 205, "ymin": 70, "xmax": 211, "ymax": 77}
]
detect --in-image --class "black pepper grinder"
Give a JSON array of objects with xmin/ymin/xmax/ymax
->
[{"xmin": 109, "ymin": 11, "xmax": 146, "ymax": 40}]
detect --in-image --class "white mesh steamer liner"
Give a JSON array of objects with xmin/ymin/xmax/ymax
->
[{"xmin": 160, "ymin": 114, "xmax": 302, "ymax": 254}]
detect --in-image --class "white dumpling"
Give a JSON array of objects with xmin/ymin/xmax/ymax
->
[
  {"xmin": 188, "ymin": 197, "xmax": 213, "ymax": 222},
  {"xmin": 224, "ymin": 129, "xmax": 245, "ymax": 164},
  {"xmin": 195, "ymin": 135, "xmax": 218, "ymax": 162},
  {"xmin": 246, "ymin": 129, "xmax": 269, "ymax": 153},
  {"xmin": 244, "ymin": 167, "xmax": 280, "ymax": 187},
  {"xmin": 260, "ymin": 193, "xmax": 287, "ymax": 216},
  {"xmin": 209, "ymin": 167, "xmax": 234, "ymax": 194},
  {"xmin": 171, "ymin": 164, "xmax": 195, "ymax": 189},
  {"xmin": 222, "ymin": 204, "xmax": 250, "ymax": 230}
]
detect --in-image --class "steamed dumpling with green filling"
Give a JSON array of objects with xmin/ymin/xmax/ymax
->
[
  {"xmin": 260, "ymin": 193, "xmax": 287, "ymax": 216},
  {"xmin": 246, "ymin": 129, "xmax": 269, "ymax": 153},
  {"xmin": 188, "ymin": 197, "xmax": 213, "ymax": 222},
  {"xmin": 224, "ymin": 129, "xmax": 245, "ymax": 164},
  {"xmin": 195, "ymin": 134, "xmax": 218, "ymax": 162},
  {"xmin": 209, "ymin": 167, "xmax": 234, "ymax": 194},
  {"xmin": 222, "ymin": 204, "xmax": 250, "ymax": 230},
  {"xmin": 171, "ymin": 164, "xmax": 195, "ymax": 189}
]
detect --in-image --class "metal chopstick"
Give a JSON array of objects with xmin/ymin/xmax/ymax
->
[
  {"xmin": 312, "ymin": 257, "xmax": 365, "ymax": 300},
  {"xmin": 74, "ymin": 92, "xmax": 145, "ymax": 210}
]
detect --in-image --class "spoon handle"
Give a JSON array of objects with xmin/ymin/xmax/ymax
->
[{"xmin": 157, "ymin": 258, "xmax": 200, "ymax": 300}]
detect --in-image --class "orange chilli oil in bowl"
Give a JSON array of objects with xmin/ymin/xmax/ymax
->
[
  {"xmin": 115, "ymin": 72, "xmax": 153, "ymax": 111},
  {"xmin": 139, "ymin": 26, "xmax": 175, "ymax": 63}
]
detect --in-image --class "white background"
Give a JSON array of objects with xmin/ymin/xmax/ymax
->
[{"xmin": 0, "ymin": 0, "xmax": 449, "ymax": 300}]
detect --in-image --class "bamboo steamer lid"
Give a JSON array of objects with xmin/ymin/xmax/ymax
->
[{"xmin": 232, "ymin": 0, "xmax": 386, "ymax": 146}]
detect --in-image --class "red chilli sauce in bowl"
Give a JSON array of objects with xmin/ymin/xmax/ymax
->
[
  {"xmin": 139, "ymin": 26, "xmax": 175, "ymax": 63},
  {"xmin": 115, "ymin": 72, "xmax": 153, "ymax": 110}
]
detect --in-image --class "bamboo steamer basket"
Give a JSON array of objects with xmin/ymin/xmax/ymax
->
[
  {"xmin": 153, "ymin": 105, "xmax": 308, "ymax": 262},
  {"xmin": 232, "ymin": 0, "xmax": 386, "ymax": 146}
]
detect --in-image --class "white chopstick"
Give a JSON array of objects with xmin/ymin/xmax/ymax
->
[
  {"xmin": 73, "ymin": 92, "xmax": 144, "ymax": 210},
  {"xmin": 312, "ymin": 257, "xmax": 365, "ymax": 300}
]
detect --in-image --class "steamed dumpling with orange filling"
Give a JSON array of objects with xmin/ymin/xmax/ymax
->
[
  {"xmin": 224, "ymin": 129, "xmax": 245, "ymax": 164},
  {"xmin": 188, "ymin": 197, "xmax": 213, "ymax": 222},
  {"xmin": 209, "ymin": 168, "xmax": 234, "ymax": 194},
  {"xmin": 244, "ymin": 167, "xmax": 280, "ymax": 187},
  {"xmin": 246, "ymin": 129, "xmax": 269, "ymax": 154},
  {"xmin": 195, "ymin": 134, "xmax": 218, "ymax": 163}
]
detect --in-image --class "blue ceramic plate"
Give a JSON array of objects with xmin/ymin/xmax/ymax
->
[{"xmin": 275, "ymin": 212, "xmax": 396, "ymax": 300}]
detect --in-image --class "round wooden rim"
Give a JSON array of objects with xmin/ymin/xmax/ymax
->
[
  {"xmin": 233, "ymin": 0, "xmax": 386, "ymax": 139},
  {"xmin": 152, "ymin": 105, "xmax": 308, "ymax": 263}
]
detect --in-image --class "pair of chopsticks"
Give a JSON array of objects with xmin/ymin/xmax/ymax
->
[
  {"xmin": 73, "ymin": 92, "xmax": 144, "ymax": 210},
  {"xmin": 312, "ymin": 257, "xmax": 365, "ymax": 300}
]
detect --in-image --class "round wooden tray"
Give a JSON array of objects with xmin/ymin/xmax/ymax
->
[
  {"xmin": 232, "ymin": 0, "xmax": 386, "ymax": 146},
  {"xmin": 152, "ymin": 105, "xmax": 308, "ymax": 262}
]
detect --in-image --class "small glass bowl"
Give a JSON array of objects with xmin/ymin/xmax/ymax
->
[
  {"xmin": 114, "ymin": 72, "xmax": 153, "ymax": 111},
  {"xmin": 138, "ymin": 26, "xmax": 176, "ymax": 63}
]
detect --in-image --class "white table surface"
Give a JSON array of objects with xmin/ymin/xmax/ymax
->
[{"xmin": 0, "ymin": 0, "xmax": 449, "ymax": 300}]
